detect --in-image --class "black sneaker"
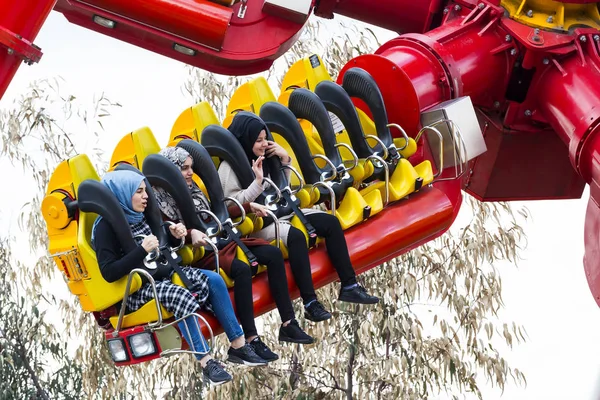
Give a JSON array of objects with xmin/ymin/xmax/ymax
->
[
  {"xmin": 227, "ymin": 343, "xmax": 268, "ymax": 366},
  {"xmin": 203, "ymin": 359, "xmax": 232, "ymax": 386},
  {"xmin": 279, "ymin": 319, "xmax": 314, "ymax": 344},
  {"xmin": 338, "ymin": 285, "xmax": 379, "ymax": 305},
  {"xmin": 249, "ymin": 337, "xmax": 279, "ymax": 362},
  {"xmin": 304, "ymin": 300, "xmax": 332, "ymax": 322}
]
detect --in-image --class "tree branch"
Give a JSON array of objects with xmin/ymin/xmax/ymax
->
[{"xmin": 14, "ymin": 333, "xmax": 50, "ymax": 400}]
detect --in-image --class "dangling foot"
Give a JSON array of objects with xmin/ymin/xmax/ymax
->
[
  {"xmin": 279, "ymin": 319, "xmax": 314, "ymax": 344},
  {"xmin": 338, "ymin": 284, "xmax": 379, "ymax": 305},
  {"xmin": 203, "ymin": 359, "xmax": 233, "ymax": 386},
  {"xmin": 227, "ymin": 343, "xmax": 268, "ymax": 366},
  {"xmin": 304, "ymin": 300, "xmax": 332, "ymax": 322},
  {"xmin": 248, "ymin": 336, "xmax": 279, "ymax": 362}
]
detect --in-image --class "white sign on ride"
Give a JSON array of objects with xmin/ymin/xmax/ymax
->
[{"xmin": 329, "ymin": 112, "xmax": 345, "ymax": 134}]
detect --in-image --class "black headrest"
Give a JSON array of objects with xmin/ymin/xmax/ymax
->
[
  {"xmin": 341, "ymin": 67, "xmax": 393, "ymax": 147},
  {"xmin": 141, "ymin": 154, "xmax": 207, "ymax": 232},
  {"xmin": 176, "ymin": 139, "xmax": 229, "ymax": 222},
  {"xmin": 259, "ymin": 101, "xmax": 323, "ymax": 185},
  {"xmin": 288, "ymin": 88, "xmax": 344, "ymax": 167},
  {"xmin": 201, "ymin": 124, "xmax": 255, "ymax": 189},
  {"xmin": 315, "ymin": 80, "xmax": 381, "ymax": 158}
]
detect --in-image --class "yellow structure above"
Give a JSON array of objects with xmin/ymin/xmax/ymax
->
[{"xmin": 501, "ymin": 0, "xmax": 600, "ymax": 31}]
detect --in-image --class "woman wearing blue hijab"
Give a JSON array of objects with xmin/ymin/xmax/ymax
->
[{"xmin": 92, "ymin": 170, "xmax": 267, "ymax": 386}]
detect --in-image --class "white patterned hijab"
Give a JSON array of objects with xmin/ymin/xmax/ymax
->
[{"xmin": 154, "ymin": 147, "xmax": 211, "ymax": 221}]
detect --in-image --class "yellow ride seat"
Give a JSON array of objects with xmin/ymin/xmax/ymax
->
[
  {"xmin": 110, "ymin": 128, "xmax": 209, "ymax": 264},
  {"xmin": 43, "ymin": 155, "xmax": 174, "ymax": 330},
  {"xmin": 335, "ymin": 187, "xmax": 383, "ymax": 230},
  {"xmin": 360, "ymin": 158, "xmax": 432, "ymax": 203},
  {"xmin": 393, "ymin": 137, "xmax": 434, "ymax": 186},
  {"xmin": 223, "ymin": 77, "xmax": 313, "ymax": 205},
  {"xmin": 223, "ymin": 76, "xmax": 277, "ymax": 127},
  {"xmin": 169, "ymin": 101, "xmax": 220, "ymax": 144},
  {"xmin": 279, "ymin": 55, "xmax": 375, "ymax": 184},
  {"xmin": 109, "ymin": 127, "xmax": 161, "ymax": 171}
]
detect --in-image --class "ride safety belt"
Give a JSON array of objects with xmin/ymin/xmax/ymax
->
[
  {"xmin": 221, "ymin": 223, "xmax": 260, "ymax": 274},
  {"xmin": 159, "ymin": 247, "xmax": 202, "ymax": 293},
  {"xmin": 280, "ymin": 190, "xmax": 318, "ymax": 248}
]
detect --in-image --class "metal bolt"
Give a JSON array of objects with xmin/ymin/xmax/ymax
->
[
  {"xmin": 510, "ymin": 48, "xmax": 518, "ymax": 56},
  {"xmin": 543, "ymin": 58, "xmax": 550, "ymax": 65},
  {"xmin": 526, "ymin": 10, "xmax": 533, "ymax": 17},
  {"xmin": 454, "ymin": 5, "xmax": 461, "ymax": 11},
  {"xmin": 534, "ymin": 28, "xmax": 540, "ymax": 35},
  {"xmin": 478, "ymin": 3, "xmax": 485, "ymax": 9},
  {"xmin": 581, "ymin": 36, "xmax": 587, "ymax": 42},
  {"xmin": 443, "ymin": 8, "xmax": 449, "ymax": 14},
  {"xmin": 505, "ymin": 34, "xmax": 512, "ymax": 42},
  {"xmin": 493, "ymin": 101, "xmax": 501, "ymax": 108},
  {"xmin": 547, "ymin": 16, "xmax": 553, "ymax": 23},
  {"xmin": 525, "ymin": 110, "xmax": 532, "ymax": 117},
  {"xmin": 7, "ymin": 48, "xmax": 13, "ymax": 55},
  {"xmin": 594, "ymin": 35, "xmax": 600, "ymax": 42}
]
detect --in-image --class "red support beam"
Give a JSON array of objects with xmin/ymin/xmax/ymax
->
[{"xmin": 0, "ymin": 0, "xmax": 55, "ymax": 99}]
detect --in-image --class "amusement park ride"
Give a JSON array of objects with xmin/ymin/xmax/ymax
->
[{"xmin": 2, "ymin": 0, "xmax": 600, "ymax": 365}]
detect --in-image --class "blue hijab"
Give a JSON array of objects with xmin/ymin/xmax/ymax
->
[{"xmin": 91, "ymin": 170, "xmax": 145, "ymax": 241}]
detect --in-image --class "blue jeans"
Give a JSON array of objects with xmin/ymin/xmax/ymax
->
[
  {"xmin": 178, "ymin": 316, "xmax": 210, "ymax": 359},
  {"xmin": 202, "ymin": 269, "xmax": 244, "ymax": 342}
]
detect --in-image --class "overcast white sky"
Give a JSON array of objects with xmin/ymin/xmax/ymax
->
[{"xmin": 1, "ymin": 11, "xmax": 599, "ymax": 400}]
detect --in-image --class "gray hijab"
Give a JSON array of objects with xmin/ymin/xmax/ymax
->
[{"xmin": 154, "ymin": 147, "xmax": 211, "ymax": 221}]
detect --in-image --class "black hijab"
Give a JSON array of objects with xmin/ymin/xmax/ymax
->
[{"xmin": 227, "ymin": 112, "xmax": 271, "ymax": 178}]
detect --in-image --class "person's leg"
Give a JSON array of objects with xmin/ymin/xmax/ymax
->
[
  {"xmin": 306, "ymin": 213, "xmax": 357, "ymax": 286},
  {"xmin": 196, "ymin": 268, "xmax": 267, "ymax": 366},
  {"xmin": 305, "ymin": 214, "xmax": 380, "ymax": 305},
  {"xmin": 284, "ymin": 227, "xmax": 332, "ymax": 322},
  {"xmin": 250, "ymin": 245, "xmax": 295, "ymax": 324},
  {"xmin": 285, "ymin": 226, "xmax": 318, "ymax": 304},
  {"xmin": 192, "ymin": 269, "xmax": 244, "ymax": 344},
  {"xmin": 228, "ymin": 260, "xmax": 259, "ymax": 339},
  {"xmin": 250, "ymin": 244, "xmax": 316, "ymax": 345},
  {"xmin": 148, "ymin": 280, "xmax": 232, "ymax": 385},
  {"xmin": 177, "ymin": 315, "xmax": 210, "ymax": 358}
]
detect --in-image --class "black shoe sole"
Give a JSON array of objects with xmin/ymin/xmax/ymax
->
[
  {"xmin": 338, "ymin": 295, "xmax": 380, "ymax": 305},
  {"xmin": 254, "ymin": 353, "xmax": 279, "ymax": 362},
  {"xmin": 278, "ymin": 334, "xmax": 315, "ymax": 345},
  {"xmin": 227, "ymin": 354, "xmax": 267, "ymax": 367},
  {"xmin": 304, "ymin": 311, "xmax": 332, "ymax": 323}
]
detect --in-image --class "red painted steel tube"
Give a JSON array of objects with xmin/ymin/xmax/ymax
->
[
  {"xmin": 533, "ymin": 40, "xmax": 600, "ymax": 186},
  {"xmin": 0, "ymin": 0, "xmax": 55, "ymax": 99},
  {"xmin": 54, "ymin": 0, "xmax": 306, "ymax": 76},
  {"xmin": 315, "ymin": 0, "xmax": 442, "ymax": 34},
  {"xmin": 532, "ymin": 35, "xmax": 600, "ymax": 306},
  {"xmin": 198, "ymin": 184, "xmax": 461, "ymax": 336},
  {"xmin": 338, "ymin": 6, "xmax": 511, "ymax": 135},
  {"xmin": 73, "ymin": 0, "xmax": 231, "ymax": 50}
]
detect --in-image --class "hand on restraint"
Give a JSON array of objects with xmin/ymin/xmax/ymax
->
[
  {"xmin": 252, "ymin": 156, "xmax": 264, "ymax": 184},
  {"xmin": 169, "ymin": 222, "xmax": 188, "ymax": 239},
  {"xmin": 266, "ymin": 141, "xmax": 291, "ymax": 163},
  {"xmin": 141, "ymin": 235, "xmax": 159, "ymax": 253},
  {"xmin": 190, "ymin": 229, "xmax": 209, "ymax": 247},
  {"xmin": 249, "ymin": 202, "xmax": 269, "ymax": 217}
]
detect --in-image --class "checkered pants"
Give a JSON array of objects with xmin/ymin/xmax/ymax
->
[{"xmin": 126, "ymin": 267, "xmax": 210, "ymax": 319}]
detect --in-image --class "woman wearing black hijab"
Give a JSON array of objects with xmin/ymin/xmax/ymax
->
[{"xmin": 218, "ymin": 113, "xmax": 379, "ymax": 323}]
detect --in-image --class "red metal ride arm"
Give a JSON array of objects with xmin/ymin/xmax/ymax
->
[
  {"xmin": 335, "ymin": 1, "xmax": 600, "ymax": 306},
  {"xmin": 0, "ymin": 0, "xmax": 54, "ymax": 99},
  {"xmin": 0, "ymin": 0, "xmax": 446, "ymax": 100}
]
